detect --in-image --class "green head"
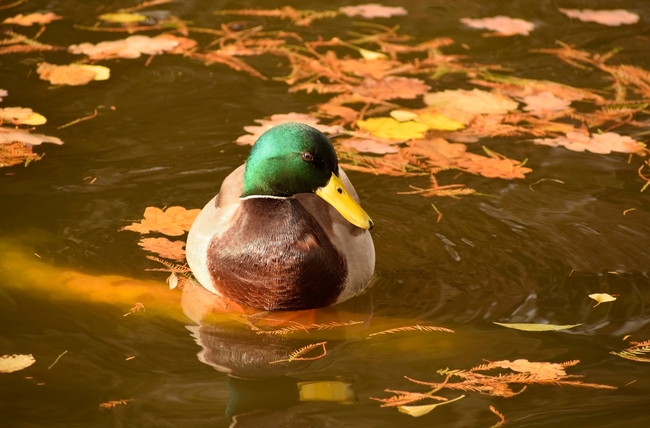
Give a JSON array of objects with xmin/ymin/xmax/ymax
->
[{"xmin": 241, "ymin": 122, "xmax": 339, "ymax": 197}]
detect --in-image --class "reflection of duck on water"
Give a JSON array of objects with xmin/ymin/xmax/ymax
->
[{"xmin": 181, "ymin": 284, "xmax": 372, "ymax": 425}]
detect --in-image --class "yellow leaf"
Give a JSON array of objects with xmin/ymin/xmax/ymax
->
[
  {"xmin": 493, "ymin": 322, "xmax": 581, "ymax": 331},
  {"xmin": 99, "ymin": 13, "xmax": 148, "ymax": 23},
  {"xmin": 589, "ymin": 293, "xmax": 617, "ymax": 307},
  {"xmin": 357, "ymin": 117, "xmax": 428, "ymax": 140},
  {"xmin": 0, "ymin": 354, "xmax": 35, "ymax": 373},
  {"xmin": 74, "ymin": 64, "xmax": 111, "ymax": 81},
  {"xmin": 416, "ymin": 113, "xmax": 465, "ymax": 131},
  {"xmin": 398, "ymin": 395, "xmax": 465, "ymax": 417},
  {"xmin": 424, "ymin": 88, "xmax": 519, "ymax": 114},
  {"xmin": 359, "ymin": 48, "xmax": 389, "ymax": 60},
  {"xmin": 23, "ymin": 113, "xmax": 47, "ymax": 125},
  {"xmin": 390, "ymin": 110, "xmax": 419, "ymax": 122}
]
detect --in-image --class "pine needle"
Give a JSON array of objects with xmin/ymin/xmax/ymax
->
[
  {"xmin": 257, "ymin": 320, "xmax": 363, "ymax": 335},
  {"xmin": 367, "ymin": 324, "xmax": 454, "ymax": 338},
  {"xmin": 270, "ymin": 341, "xmax": 327, "ymax": 364},
  {"xmin": 488, "ymin": 406, "xmax": 506, "ymax": 428}
]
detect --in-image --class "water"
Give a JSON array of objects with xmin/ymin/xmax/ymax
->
[{"xmin": 2, "ymin": 1, "xmax": 650, "ymax": 426}]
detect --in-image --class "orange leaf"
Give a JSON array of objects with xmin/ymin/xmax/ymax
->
[{"xmin": 121, "ymin": 206, "xmax": 200, "ymax": 236}]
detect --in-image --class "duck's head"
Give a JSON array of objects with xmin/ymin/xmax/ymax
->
[{"xmin": 241, "ymin": 122, "xmax": 373, "ymax": 230}]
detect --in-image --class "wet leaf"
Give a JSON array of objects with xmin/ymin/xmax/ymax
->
[
  {"xmin": 138, "ymin": 237, "xmax": 186, "ymax": 261},
  {"xmin": 0, "ymin": 127, "xmax": 63, "ymax": 146},
  {"xmin": 0, "ymin": 141, "xmax": 43, "ymax": 168},
  {"xmin": 534, "ymin": 131, "xmax": 643, "ymax": 154},
  {"xmin": 69, "ymin": 36, "xmax": 180, "ymax": 60},
  {"xmin": 390, "ymin": 110, "xmax": 419, "ymax": 122},
  {"xmin": 484, "ymin": 359, "xmax": 567, "ymax": 379},
  {"xmin": 339, "ymin": 4, "xmax": 408, "ymax": 19},
  {"xmin": 460, "ymin": 16, "xmax": 535, "ymax": 36},
  {"xmin": 3, "ymin": 13, "xmax": 62, "ymax": 26},
  {"xmin": 121, "ymin": 206, "xmax": 201, "ymax": 236},
  {"xmin": 415, "ymin": 113, "xmax": 465, "ymax": 131},
  {"xmin": 522, "ymin": 91, "xmax": 572, "ymax": 116},
  {"xmin": 99, "ymin": 13, "xmax": 148, "ymax": 24},
  {"xmin": 0, "ymin": 354, "xmax": 35, "ymax": 373},
  {"xmin": 340, "ymin": 138, "xmax": 398, "ymax": 154},
  {"xmin": 589, "ymin": 293, "xmax": 616, "ymax": 307},
  {"xmin": 355, "ymin": 77, "xmax": 430, "ymax": 100},
  {"xmin": 493, "ymin": 322, "xmax": 581, "ymax": 331},
  {"xmin": 398, "ymin": 395, "xmax": 465, "ymax": 417},
  {"xmin": 236, "ymin": 113, "xmax": 343, "ymax": 146},
  {"xmin": 0, "ymin": 107, "xmax": 46, "ymax": 125},
  {"xmin": 357, "ymin": 117, "xmax": 429, "ymax": 140},
  {"xmin": 338, "ymin": 58, "xmax": 402, "ymax": 79},
  {"xmin": 558, "ymin": 8, "xmax": 640, "ymax": 26},
  {"xmin": 37, "ymin": 63, "xmax": 110, "ymax": 86},
  {"xmin": 424, "ymin": 89, "xmax": 519, "ymax": 115}
]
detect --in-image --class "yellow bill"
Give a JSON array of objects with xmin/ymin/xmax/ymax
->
[{"xmin": 316, "ymin": 173, "xmax": 373, "ymax": 230}]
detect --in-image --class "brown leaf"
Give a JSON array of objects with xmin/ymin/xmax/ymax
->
[
  {"xmin": 340, "ymin": 138, "xmax": 399, "ymax": 154},
  {"xmin": 156, "ymin": 33, "xmax": 198, "ymax": 54},
  {"xmin": 460, "ymin": 16, "xmax": 535, "ymax": 36},
  {"xmin": 121, "ymin": 206, "xmax": 200, "ymax": 236},
  {"xmin": 236, "ymin": 113, "xmax": 343, "ymax": 145},
  {"xmin": 534, "ymin": 131, "xmax": 643, "ymax": 154},
  {"xmin": 522, "ymin": 91, "xmax": 572, "ymax": 116},
  {"xmin": 355, "ymin": 77, "xmax": 430, "ymax": 100},
  {"xmin": 558, "ymin": 8, "xmax": 639, "ymax": 26},
  {"xmin": 68, "ymin": 35, "xmax": 179, "ymax": 60},
  {"xmin": 338, "ymin": 58, "xmax": 402, "ymax": 79},
  {"xmin": 0, "ymin": 141, "xmax": 43, "ymax": 168},
  {"xmin": 3, "ymin": 12, "xmax": 62, "ymax": 26},
  {"xmin": 138, "ymin": 237, "xmax": 186, "ymax": 261}
]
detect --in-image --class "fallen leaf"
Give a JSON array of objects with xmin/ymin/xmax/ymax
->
[
  {"xmin": 155, "ymin": 34, "xmax": 198, "ymax": 54},
  {"xmin": 355, "ymin": 77, "xmax": 430, "ymax": 100},
  {"xmin": 98, "ymin": 12, "xmax": 148, "ymax": 24},
  {"xmin": 398, "ymin": 395, "xmax": 465, "ymax": 417},
  {"xmin": 338, "ymin": 58, "xmax": 402, "ymax": 79},
  {"xmin": 424, "ymin": 89, "xmax": 519, "ymax": 115},
  {"xmin": 390, "ymin": 110, "xmax": 419, "ymax": 122},
  {"xmin": 534, "ymin": 131, "xmax": 643, "ymax": 154},
  {"xmin": 559, "ymin": 8, "xmax": 640, "ymax": 26},
  {"xmin": 0, "ymin": 354, "xmax": 35, "ymax": 373},
  {"xmin": 0, "ymin": 127, "xmax": 63, "ymax": 145},
  {"xmin": 69, "ymin": 35, "xmax": 179, "ymax": 60},
  {"xmin": 357, "ymin": 117, "xmax": 429, "ymax": 140},
  {"xmin": 460, "ymin": 16, "xmax": 535, "ymax": 36},
  {"xmin": 3, "ymin": 13, "xmax": 62, "ymax": 26},
  {"xmin": 0, "ymin": 141, "xmax": 44, "ymax": 168},
  {"xmin": 415, "ymin": 113, "xmax": 465, "ymax": 131},
  {"xmin": 0, "ymin": 89, "xmax": 6, "ymax": 102},
  {"xmin": 138, "ymin": 237, "xmax": 186, "ymax": 261},
  {"xmin": 0, "ymin": 107, "xmax": 46, "ymax": 125},
  {"xmin": 340, "ymin": 138, "xmax": 399, "ymax": 154},
  {"xmin": 589, "ymin": 293, "xmax": 617, "ymax": 307},
  {"xmin": 122, "ymin": 206, "xmax": 201, "ymax": 236},
  {"xmin": 236, "ymin": 113, "xmax": 343, "ymax": 146},
  {"xmin": 485, "ymin": 359, "xmax": 567, "ymax": 379},
  {"xmin": 493, "ymin": 322, "xmax": 581, "ymax": 331},
  {"xmin": 37, "ymin": 63, "xmax": 110, "ymax": 86},
  {"xmin": 339, "ymin": 4, "xmax": 408, "ymax": 19},
  {"xmin": 522, "ymin": 91, "xmax": 572, "ymax": 116}
]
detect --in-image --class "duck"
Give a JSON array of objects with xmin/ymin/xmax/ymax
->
[{"xmin": 186, "ymin": 122, "xmax": 375, "ymax": 311}]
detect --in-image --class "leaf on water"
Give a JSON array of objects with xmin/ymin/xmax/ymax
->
[
  {"xmin": 340, "ymin": 138, "xmax": 399, "ymax": 154},
  {"xmin": 156, "ymin": 34, "xmax": 198, "ymax": 54},
  {"xmin": 611, "ymin": 340, "xmax": 650, "ymax": 363},
  {"xmin": 0, "ymin": 354, "xmax": 35, "ymax": 373},
  {"xmin": 398, "ymin": 394, "xmax": 465, "ymax": 417},
  {"xmin": 416, "ymin": 113, "xmax": 465, "ymax": 131},
  {"xmin": 236, "ymin": 113, "xmax": 344, "ymax": 145},
  {"xmin": 355, "ymin": 77, "xmax": 431, "ymax": 101},
  {"xmin": 424, "ymin": 89, "xmax": 519, "ymax": 115},
  {"xmin": 99, "ymin": 13, "xmax": 148, "ymax": 24},
  {"xmin": 534, "ymin": 131, "xmax": 643, "ymax": 154},
  {"xmin": 460, "ymin": 16, "xmax": 535, "ymax": 36},
  {"xmin": 0, "ymin": 141, "xmax": 43, "ymax": 168},
  {"xmin": 493, "ymin": 322, "xmax": 581, "ymax": 331},
  {"xmin": 99, "ymin": 399, "xmax": 133, "ymax": 409},
  {"xmin": 558, "ymin": 8, "xmax": 640, "ymax": 26},
  {"xmin": 522, "ymin": 91, "xmax": 572, "ymax": 116},
  {"xmin": 121, "ymin": 206, "xmax": 200, "ymax": 236},
  {"xmin": 37, "ymin": 63, "xmax": 110, "ymax": 86},
  {"xmin": 339, "ymin": 4, "xmax": 408, "ymax": 19},
  {"xmin": 338, "ymin": 58, "xmax": 402, "ymax": 80},
  {"xmin": 138, "ymin": 237, "xmax": 186, "ymax": 261},
  {"xmin": 357, "ymin": 117, "xmax": 429, "ymax": 140},
  {"xmin": 0, "ymin": 107, "xmax": 46, "ymax": 125},
  {"xmin": 69, "ymin": 35, "xmax": 180, "ymax": 60},
  {"xmin": 589, "ymin": 293, "xmax": 616, "ymax": 307},
  {"xmin": 390, "ymin": 110, "xmax": 419, "ymax": 122},
  {"xmin": 3, "ymin": 12, "xmax": 62, "ymax": 26},
  {"xmin": 368, "ymin": 325, "xmax": 455, "ymax": 337},
  {"xmin": 123, "ymin": 302, "xmax": 145, "ymax": 316},
  {"xmin": 477, "ymin": 359, "xmax": 569, "ymax": 379},
  {"xmin": 0, "ymin": 127, "xmax": 63, "ymax": 146}
]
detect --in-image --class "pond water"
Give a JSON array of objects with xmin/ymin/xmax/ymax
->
[{"xmin": 2, "ymin": 0, "xmax": 650, "ymax": 426}]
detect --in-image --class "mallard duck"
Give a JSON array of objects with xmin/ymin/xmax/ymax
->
[{"xmin": 186, "ymin": 122, "xmax": 375, "ymax": 311}]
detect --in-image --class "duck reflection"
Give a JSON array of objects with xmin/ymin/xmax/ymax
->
[{"xmin": 181, "ymin": 283, "xmax": 372, "ymax": 425}]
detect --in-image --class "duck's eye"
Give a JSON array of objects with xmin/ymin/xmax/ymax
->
[
  {"xmin": 337, "ymin": 187, "xmax": 343, "ymax": 194},
  {"xmin": 302, "ymin": 152, "xmax": 314, "ymax": 162}
]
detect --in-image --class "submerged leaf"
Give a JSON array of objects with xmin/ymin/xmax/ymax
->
[
  {"xmin": 493, "ymin": 322, "xmax": 581, "ymax": 331},
  {"xmin": 398, "ymin": 395, "xmax": 465, "ymax": 417}
]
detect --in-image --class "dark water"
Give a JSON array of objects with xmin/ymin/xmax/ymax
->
[{"xmin": 2, "ymin": 1, "xmax": 650, "ymax": 426}]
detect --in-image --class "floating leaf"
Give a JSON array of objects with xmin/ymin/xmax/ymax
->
[
  {"xmin": 558, "ymin": 8, "xmax": 640, "ymax": 26},
  {"xmin": 138, "ymin": 237, "xmax": 186, "ymax": 261},
  {"xmin": 0, "ymin": 107, "xmax": 46, "ymax": 125},
  {"xmin": 340, "ymin": 138, "xmax": 399, "ymax": 154},
  {"xmin": 36, "ymin": 63, "xmax": 110, "ymax": 86},
  {"xmin": 69, "ymin": 35, "xmax": 179, "ymax": 60},
  {"xmin": 398, "ymin": 395, "xmax": 465, "ymax": 417},
  {"xmin": 0, "ymin": 354, "xmax": 35, "ymax": 373},
  {"xmin": 534, "ymin": 132, "xmax": 643, "ymax": 154},
  {"xmin": 0, "ymin": 142, "xmax": 43, "ymax": 168},
  {"xmin": 236, "ymin": 113, "xmax": 343, "ymax": 146},
  {"xmin": 339, "ymin": 4, "xmax": 408, "ymax": 19},
  {"xmin": 355, "ymin": 77, "xmax": 430, "ymax": 100},
  {"xmin": 522, "ymin": 91, "xmax": 572, "ymax": 116},
  {"xmin": 121, "ymin": 206, "xmax": 200, "ymax": 236},
  {"xmin": 98, "ymin": 13, "xmax": 148, "ymax": 23},
  {"xmin": 493, "ymin": 322, "xmax": 581, "ymax": 331},
  {"xmin": 390, "ymin": 110, "xmax": 419, "ymax": 122},
  {"xmin": 3, "ymin": 13, "xmax": 62, "ymax": 26},
  {"xmin": 460, "ymin": 16, "xmax": 535, "ymax": 36},
  {"xmin": 424, "ymin": 89, "xmax": 519, "ymax": 115},
  {"xmin": 415, "ymin": 113, "xmax": 465, "ymax": 131},
  {"xmin": 0, "ymin": 127, "xmax": 63, "ymax": 146},
  {"xmin": 611, "ymin": 340, "xmax": 650, "ymax": 363},
  {"xmin": 589, "ymin": 293, "xmax": 617, "ymax": 307},
  {"xmin": 357, "ymin": 117, "xmax": 429, "ymax": 140}
]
